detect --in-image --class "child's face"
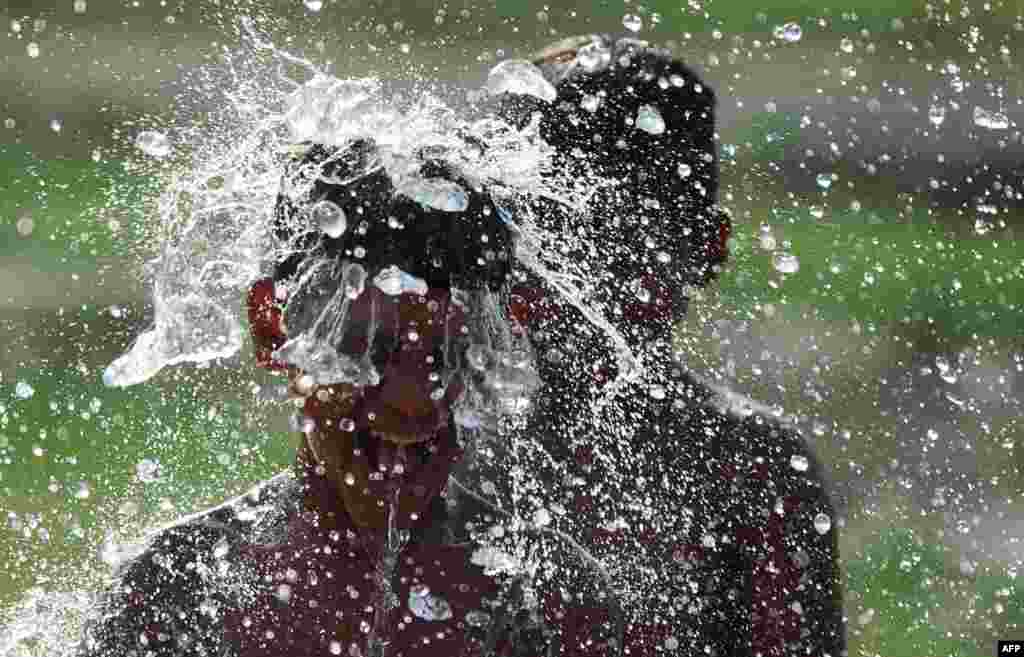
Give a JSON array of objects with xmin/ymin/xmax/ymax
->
[
  {"xmin": 287, "ymin": 286, "xmax": 468, "ymax": 529},
  {"xmin": 295, "ymin": 285, "xmax": 466, "ymax": 446}
]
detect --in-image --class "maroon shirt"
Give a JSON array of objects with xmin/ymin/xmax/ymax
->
[{"xmin": 77, "ymin": 371, "xmax": 844, "ymax": 657}]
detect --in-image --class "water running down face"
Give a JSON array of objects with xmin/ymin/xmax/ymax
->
[
  {"xmin": 292, "ymin": 282, "xmax": 466, "ymax": 446},
  {"xmin": 250, "ymin": 275, "xmax": 472, "ymax": 529},
  {"xmin": 249, "ymin": 145, "xmax": 542, "ymax": 528}
]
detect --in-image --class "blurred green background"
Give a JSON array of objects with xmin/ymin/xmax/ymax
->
[{"xmin": 2, "ymin": 1, "xmax": 1023, "ymax": 655}]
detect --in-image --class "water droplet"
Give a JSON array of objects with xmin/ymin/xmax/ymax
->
[
  {"xmin": 532, "ymin": 508, "xmax": 552, "ymax": 527},
  {"xmin": 312, "ymin": 200, "xmax": 347, "ymax": 238},
  {"xmin": 465, "ymin": 610, "xmax": 491, "ymax": 627},
  {"xmin": 373, "ymin": 265, "xmax": 428, "ymax": 296},
  {"xmin": 580, "ymin": 94, "xmax": 600, "ymax": 113},
  {"xmin": 340, "ymin": 418, "xmax": 356, "ymax": 432},
  {"xmin": 408, "ymin": 585, "xmax": 453, "ymax": 621},
  {"xmin": 839, "ymin": 37, "xmax": 854, "ymax": 53},
  {"xmin": 816, "ymin": 173, "xmax": 833, "ymax": 189},
  {"xmin": 466, "ymin": 344, "xmax": 488, "ymax": 370},
  {"xmin": 404, "ymin": 179, "xmax": 469, "ymax": 212},
  {"xmin": 16, "ymin": 216, "xmax": 34, "ymax": 237},
  {"xmin": 974, "ymin": 106, "xmax": 1009, "ymax": 130},
  {"xmin": 136, "ymin": 458, "xmax": 162, "ymax": 483},
  {"xmin": 928, "ymin": 105, "xmax": 946, "ymax": 127},
  {"xmin": 576, "ymin": 41, "xmax": 611, "ymax": 73},
  {"xmin": 485, "ymin": 60, "xmax": 556, "ymax": 103},
  {"xmin": 632, "ymin": 280, "xmax": 651, "ymax": 303},
  {"xmin": 303, "ymin": 0, "xmax": 324, "ymax": 11},
  {"xmin": 664, "ymin": 636, "xmax": 680, "ymax": 650},
  {"xmin": 15, "ymin": 382, "xmax": 35, "ymax": 400},
  {"xmin": 790, "ymin": 454, "xmax": 809, "ymax": 472},
  {"xmin": 135, "ymin": 130, "xmax": 172, "ymax": 158},
  {"xmin": 813, "ymin": 512, "xmax": 832, "ymax": 535},
  {"xmin": 677, "ymin": 163, "xmax": 692, "ymax": 178},
  {"xmin": 774, "ymin": 22, "xmax": 803, "ymax": 43},
  {"xmin": 343, "ymin": 263, "xmax": 367, "ymax": 300},
  {"xmin": 772, "ymin": 252, "xmax": 800, "ymax": 274},
  {"xmin": 329, "ymin": 642, "xmax": 342, "ymax": 655},
  {"xmin": 344, "ymin": 472, "xmax": 356, "ymax": 486},
  {"xmin": 4, "ymin": 118, "xmax": 15, "ymax": 130},
  {"xmin": 75, "ymin": 481, "xmax": 91, "ymax": 500},
  {"xmin": 26, "ymin": 42, "xmax": 40, "ymax": 58},
  {"xmin": 649, "ymin": 385, "xmax": 667, "ymax": 400},
  {"xmin": 49, "ymin": 119, "xmax": 62, "ymax": 133},
  {"xmin": 73, "ymin": 0, "xmax": 88, "ymax": 12},
  {"xmin": 635, "ymin": 105, "xmax": 666, "ymax": 135},
  {"xmin": 622, "ymin": 14, "xmax": 643, "ymax": 33}
]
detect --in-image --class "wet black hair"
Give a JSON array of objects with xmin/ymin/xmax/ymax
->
[
  {"xmin": 272, "ymin": 140, "xmax": 515, "ymax": 294},
  {"xmin": 501, "ymin": 36, "xmax": 730, "ymax": 296}
]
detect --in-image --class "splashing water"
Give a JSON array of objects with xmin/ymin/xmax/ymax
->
[
  {"xmin": 0, "ymin": 589, "xmax": 94, "ymax": 657},
  {"xmin": 484, "ymin": 59, "xmax": 558, "ymax": 103},
  {"xmin": 973, "ymin": 106, "xmax": 1010, "ymax": 130},
  {"xmin": 774, "ymin": 22, "xmax": 803, "ymax": 42},
  {"xmin": 102, "ymin": 22, "xmax": 637, "ymax": 406},
  {"xmin": 635, "ymin": 104, "xmax": 666, "ymax": 135},
  {"xmin": 92, "ymin": 35, "xmax": 653, "ymax": 631},
  {"xmin": 134, "ymin": 131, "xmax": 173, "ymax": 158}
]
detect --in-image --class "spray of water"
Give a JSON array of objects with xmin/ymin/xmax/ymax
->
[
  {"xmin": 102, "ymin": 20, "xmax": 635, "ymax": 399},
  {"xmin": 75, "ymin": 24, "xmax": 656, "ymax": 654}
]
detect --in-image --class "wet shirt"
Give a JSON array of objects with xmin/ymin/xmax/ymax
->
[{"xmin": 75, "ymin": 372, "xmax": 844, "ymax": 657}]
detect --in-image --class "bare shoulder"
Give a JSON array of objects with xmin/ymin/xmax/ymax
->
[{"xmin": 76, "ymin": 472, "xmax": 300, "ymax": 657}]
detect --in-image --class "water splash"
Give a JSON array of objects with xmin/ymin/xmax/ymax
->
[
  {"xmin": 484, "ymin": 60, "xmax": 557, "ymax": 103},
  {"xmin": 0, "ymin": 589, "xmax": 94, "ymax": 657},
  {"xmin": 973, "ymin": 106, "xmax": 1010, "ymax": 130},
  {"xmin": 89, "ymin": 23, "xmax": 722, "ymax": 655},
  {"xmin": 104, "ymin": 23, "xmax": 603, "ymax": 388},
  {"xmin": 365, "ymin": 489, "xmax": 409, "ymax": 657}
]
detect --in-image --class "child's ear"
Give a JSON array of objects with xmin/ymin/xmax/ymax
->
[{"xmin": 247, "ymin": 278, "xmax": 288, "ymax": 370}]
